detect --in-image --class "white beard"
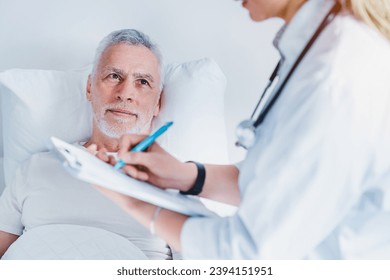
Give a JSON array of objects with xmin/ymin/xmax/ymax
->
[
  {"xmin": 95, "ymin": 115, "xmax": 153, "ymax": 139},
  {"xmin": 92, "ymin": 101, "xmax": 156, "ymax": 139}
]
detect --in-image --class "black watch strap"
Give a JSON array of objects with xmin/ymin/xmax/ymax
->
[{"xmin": 180, "ymin": 161, "xmax": 206, "ymax": 195}]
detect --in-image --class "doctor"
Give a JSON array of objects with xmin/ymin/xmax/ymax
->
[{"xmin": 96, "ymin": 0, "xmax": 390, "ymax": 259}]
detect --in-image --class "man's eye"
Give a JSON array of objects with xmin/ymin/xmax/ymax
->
[
  {"xmin": 109, "ymin": 73, "xmax": 121, "ymax": 80},
  {"xmin": 138, "ymin": 79, "xmax": 151, "ymax": 87},
  {"xmin": 140, "ymin": 79, "xmax": 150, "ymax": 86}
]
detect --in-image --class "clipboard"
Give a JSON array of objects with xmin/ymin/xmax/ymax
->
[{"xmin": 50, "ymin": 137, "xmax": 218, "ymax": 217}]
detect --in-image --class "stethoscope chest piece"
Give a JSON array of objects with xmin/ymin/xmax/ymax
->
[{"xmin": 235, "ymin": 119, "xmax": 256, "ymax": 149}]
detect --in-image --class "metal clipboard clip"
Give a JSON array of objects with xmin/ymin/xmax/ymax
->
[
  {"xmin": 51, "ymin": 137, "xmax": 83, "ymax": 171},
  {"xmin": 60, "ymin": 147, "xmax": 83, "ymax": 170}
]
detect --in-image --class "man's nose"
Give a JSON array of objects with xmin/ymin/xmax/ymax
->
[{"xmin": 115, "ymin": 80, "xmax": 136, "ymax": 101}]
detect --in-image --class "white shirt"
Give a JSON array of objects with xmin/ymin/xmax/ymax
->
[
  {"xmin": 181, "ymin": 0, "xmax": 390, "ymax": 259},
  {"xmin": 0, "ymin": 150, "xmax": 171, "ymax": 259}
]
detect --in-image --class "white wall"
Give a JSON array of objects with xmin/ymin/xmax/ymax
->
[{"xmin": 0, "ymin": 0, "xmax": 282, "ymax": 163}]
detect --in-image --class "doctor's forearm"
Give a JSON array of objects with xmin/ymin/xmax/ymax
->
[
  {"xmin": 185, "ymin": 164, "xmax": 240, "ymax": 206},
  {"xmin": 125, "ymin": 202, "xmax": 187, "ymax": 253},
  {"xmin": 0, "ymin": 230, "xmax": 19, "ymax": 258}
]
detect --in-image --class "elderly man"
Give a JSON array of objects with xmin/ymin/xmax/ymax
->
[{"xmin": 0, "ymin": 29, "xmax": 170, "ymax": 259}]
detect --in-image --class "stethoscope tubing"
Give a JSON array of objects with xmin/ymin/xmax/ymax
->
[
  {"xmin": 253, "ymin": 2, "xmax": 341, "ymax": 128},
  {"xmin": 235, "ymin": 2, "xmax": 342, "ymax": 150}
]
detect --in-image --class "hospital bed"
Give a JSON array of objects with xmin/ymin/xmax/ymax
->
[{"xmin": 0, "ymin": 57, "xmax": 234, "ymax": 259}]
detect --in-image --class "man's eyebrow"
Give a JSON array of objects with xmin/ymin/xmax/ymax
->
[
  {"xmin": 133, "ymin": 72, "xmax": 155, "ymax": 83},
  {"xmin": 102, "ymin": 66, "xmax": 126, "ymax": 76}
]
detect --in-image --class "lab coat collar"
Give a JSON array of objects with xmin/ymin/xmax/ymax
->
[{"xmin": 275, "ymin": 0, "xmax": 336, "ymax": 69}]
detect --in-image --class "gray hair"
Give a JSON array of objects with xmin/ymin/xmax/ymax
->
[{"xmin": 92, "ymin": 29, "xmax": 163, "ymax": 88}]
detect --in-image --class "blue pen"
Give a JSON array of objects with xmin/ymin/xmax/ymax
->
[{"xmin": 114, "ymin": 121, "xmax": 173, "ymax": 170}]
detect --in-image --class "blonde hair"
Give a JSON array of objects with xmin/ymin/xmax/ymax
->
[{"xmin": 345, "ymin": 0, "xmax": 390, "ymax": 41}]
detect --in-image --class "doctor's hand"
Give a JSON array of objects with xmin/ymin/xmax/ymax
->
[{"xmin": 117, "ymin": 134, "xmax": 197, "ymax": 192}]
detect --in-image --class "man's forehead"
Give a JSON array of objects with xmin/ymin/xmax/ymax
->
[
  {"xmin": 101, "ymin": 43, "xmax": 157, "ymax": 62},
  {"xmin": 97, "ymin": 44, "xmax": 160, "ymax": 74}
]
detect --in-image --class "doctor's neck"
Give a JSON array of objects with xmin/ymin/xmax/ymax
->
[{"xmin": 279, "ymin": 0, "xmax": 307, "ymax": 23}]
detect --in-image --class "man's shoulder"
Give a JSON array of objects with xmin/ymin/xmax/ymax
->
[
  {"xmin": 22, "ymin": 150, "xmax": 60, "ymax": 171},
  {"xmin": 8, "ymin": 150, "xmax": 61, "ymax": 190},
  {"xmin": 29, "ymin": 149, "xmax": 57, "ymax": 160}
]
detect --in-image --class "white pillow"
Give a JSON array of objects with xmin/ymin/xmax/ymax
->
[{"xmin": 0, "ymin": 58, "xmax": 229, "ymax": 186}]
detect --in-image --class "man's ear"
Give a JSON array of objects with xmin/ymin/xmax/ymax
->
[
  {"xmin": 153, "ymin": 90, "xmax": 163, "ymax": 117},
  {"xmin": 86, "ymin": 74, "xmax": 92, "ymax": 101}
]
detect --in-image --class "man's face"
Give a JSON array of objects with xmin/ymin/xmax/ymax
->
[{"xmin": 87, "ymin": 43, "xmax": 161, "ymax": 138}]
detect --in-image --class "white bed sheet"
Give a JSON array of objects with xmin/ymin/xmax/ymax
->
[{"xmin": 1, "ymin": 224, "xmax": 149, "ymax": 260}]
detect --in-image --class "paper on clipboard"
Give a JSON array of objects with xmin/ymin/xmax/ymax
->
[{"xmin": 50, "ymin": 137, "xmax": 218, "ymax": 217}]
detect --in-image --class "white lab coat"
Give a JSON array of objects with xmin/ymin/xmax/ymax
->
[{"xmin": 181, "ymin": 0, "xmax": 390, "ymax": 259}]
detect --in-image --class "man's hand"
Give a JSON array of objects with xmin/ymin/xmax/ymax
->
[{"xmin": 86, "ymin": 143, "xmax": 116, "ymax": 165}]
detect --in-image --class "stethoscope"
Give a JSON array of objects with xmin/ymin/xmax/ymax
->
[{"xmin": 235, "ymin": 2, "xmax": 341, "ymax": 149}]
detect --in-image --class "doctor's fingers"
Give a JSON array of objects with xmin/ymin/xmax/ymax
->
[
  {"xmin": 123, "ymin": 164, "xmax": 149, "ymax": 181},
  {"xmin": 119, "ymin": 150, "xmax": 157, "ymax": 168},
  {"xmin": 118, "ymin": 134, "xmax": 148, "ymax": 155}
]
